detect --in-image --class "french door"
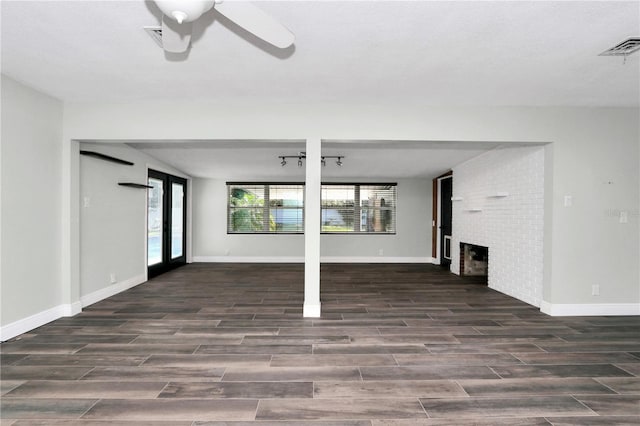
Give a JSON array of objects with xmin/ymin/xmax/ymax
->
[{"xmin": 147, "ymin": 170, "xmax": 187, "ymax": 278}]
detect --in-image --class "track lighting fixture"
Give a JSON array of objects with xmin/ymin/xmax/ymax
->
[{"xmin": 278, "ymin": 153, "xmax": 344, "ymax": 168}]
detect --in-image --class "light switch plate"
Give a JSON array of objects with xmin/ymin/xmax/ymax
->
[{"xmin": 620, "ymin": 211, "xmax": 628, "ymax": 223}]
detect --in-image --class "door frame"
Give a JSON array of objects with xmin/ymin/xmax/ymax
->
[
  {"xmin": 432, "ymin": 170, "xmax": 453, "ymax": 265},
  {"xmin": 147, "ymin": 168, "xmax": 188, "ymax": 279}
]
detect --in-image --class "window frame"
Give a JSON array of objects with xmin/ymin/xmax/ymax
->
[
  {"xmin": 321, "ymin": 182, "xmax": 397, "ymax": 235},
  {"xmin": 227, "ymin": 182, "xmax": 305, "ymax": 234},
  {"xmin": 226, "ymin": 182, "xmax": 398, "ymax": 235}
]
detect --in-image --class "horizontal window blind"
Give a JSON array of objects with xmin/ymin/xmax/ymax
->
[
  {"xmin": 227, "ymin": 182, "xmax": 396, "ymax": 235},
  {"xmin": 227, "ymin": 183, "xmax": 304, "ymax": 233},
  {"xmin": 321, "ymin": 184, "xmax": 396, "ymax": 233},
  {"xmin": 359, "ymin": 185, "xmax": 396, "ymax": 233}
]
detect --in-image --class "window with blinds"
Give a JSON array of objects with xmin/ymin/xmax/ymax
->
[
  {"xmin": 227, "ymin": 183, "xmax": 304, "ymax": 233},
  {"xmin": 321, "ymin": 184, "xmax": 396, "ymax": 233}
]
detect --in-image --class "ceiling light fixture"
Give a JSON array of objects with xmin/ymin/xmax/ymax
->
[
  {"xmin": 278, "ymin": 153, "xmax": 345, "ymax": 168},
  {"xmin": 154, "ymin": 0, "xmax": 216, "ymax": 24}
]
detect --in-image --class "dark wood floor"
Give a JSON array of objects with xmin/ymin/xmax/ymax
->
[{"xmin": 1, "ymin": 263, "xmax": 639, "ymax": 425}]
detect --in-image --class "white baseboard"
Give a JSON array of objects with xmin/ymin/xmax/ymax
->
[
  {"xmin": 1, "ymin": 303, "xmax": 77, "ymax": 342},
  {"xmin": 303, "ymin": 302, "xmax": 321, "ymax": 317},
  {"xmin": 321, "ymin": 256, "xmax": 434, "ymax": 263},
  {"xmin": 193, "ymin": 256, "xmax": 435, "ymax": 264},
  {"xmin": 193, "ymin": 256, "xmax": 305, "ymax": 263},
  {"xmin": 80, "ymin": 274, "xmax": 146, "ymax": 308},
  {"xmin": 540, "ymin": 301, "xmax": 640, "ymax": 316},
  {"xmin": 0, "ymin": 274, "xmax": 148, "ymax": 342},
  {"xmin": 64, "ymin": 301, "xmax": 83, "ymax": 316}
]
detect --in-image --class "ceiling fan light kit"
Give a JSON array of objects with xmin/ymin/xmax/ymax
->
[{"xmin": 155, "ymin": 0, "xmax": 215, "ymax": 24}]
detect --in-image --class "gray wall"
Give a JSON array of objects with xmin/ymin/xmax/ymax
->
[
  {"xmin": 192, "ymin": 178, "xmax": 432, "ymax": 260},
  {"xmin": 192, "ymin": 177, "xmax": 303, "ymax": 259},
  {"xmin": 62, "ymin": 102, "xmax": 639, "ymax": 309},
  {"xmin": 1, "ymin": 75, "xmax": 64, "ymax": 327},
  {"xmin": 79, "ymin": 143, "xmax": 189, "ymax": 302},
  {"xmin": 321, "ymin": 178, "xmax": 432, "ymax": 259},
  {"xmin": 2, "ymin": 80, "xmax": 638, "ymax": 335}
]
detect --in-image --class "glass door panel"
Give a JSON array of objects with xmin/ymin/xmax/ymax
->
[
  {"xmin": 147, "ymin": 177, "xmax": 164, "ymax": 266},
  {"xmin": 148, "ymin": 170, "xmax": 187, "ymax": 278},
  {"xmin": 171, "ymin": 182, "xmax": 184, "ymax": 259}
]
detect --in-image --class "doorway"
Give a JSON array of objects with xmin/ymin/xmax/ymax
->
[
  {"xmin": 432, "ymin": 171, "xmax": 453, "ymax": 269},
  {"xmin": 147, "ymin": 169, "xmax": 187, "ymax": 278}
]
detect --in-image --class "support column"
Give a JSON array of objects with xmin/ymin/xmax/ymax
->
[
  {"xmin": 62, "ymin": 139, "xmax": 82, "ymax": 316},
  {"xmin": 303, "ymin": 137, "xmax": 321, "ymax": 317}
]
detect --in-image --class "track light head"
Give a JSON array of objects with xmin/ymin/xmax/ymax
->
[{"xmin": 279, "ymin": 153, "xmax": 343, "ymax": 167}]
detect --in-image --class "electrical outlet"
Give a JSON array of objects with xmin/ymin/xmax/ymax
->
[
  {"xmin": 378, "ymin": 248, "xmax": 384, "ymax": 256},
  {"xmin": 110, "ymin": 273, "xmax": 117, "ymax": 284},
  {"xmin": 563, "ymin": 195, "xmax": 572, "ymax": 207},
  {"xmin": 83, "ymin": 196, "xmax": 91, "ymax": 208},
  {"xmin": 592, "ymin": 284, "xmax": 600, "ymax": 296}
]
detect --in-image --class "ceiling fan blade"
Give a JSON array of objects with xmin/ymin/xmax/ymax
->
[
  {"xmin": 161, "ymin": 16, "xmax": 193, "ymax": 53},
  {"xmin": 213, "ymin": 2, "xmax": 294, "ymax": 49}
]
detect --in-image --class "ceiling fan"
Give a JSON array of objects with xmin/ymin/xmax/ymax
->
[{"xmin": 152, "ymin": 0, "xmax": 295, "ymax": 53}]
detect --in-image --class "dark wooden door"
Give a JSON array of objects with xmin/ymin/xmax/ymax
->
[{"xmin": 440, "ymin": 176, "xmax": 453, "ymax": 268}]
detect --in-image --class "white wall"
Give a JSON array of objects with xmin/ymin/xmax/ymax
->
[
  {"xmin": 192, "ymin": 178, "xmax": 432, "ymax": 262},
  {"xmin": 79, "ymin": 142, "xmax": 189, "ymax": 307},
  {"xmin": 62, "ymin": 102, "xmax": 639, "ymax": 315},
  {"xmin": 451, "ymin": 146, "xmax": 545, "ymax": 307},
  {"xmin": 1, "ymin": 75, "xmax": 64, "ymax": 339}
]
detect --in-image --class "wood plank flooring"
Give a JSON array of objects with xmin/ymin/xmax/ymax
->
[{"xmin": 1, "ymin": 263, "xmax": 639, "ymax": 425}]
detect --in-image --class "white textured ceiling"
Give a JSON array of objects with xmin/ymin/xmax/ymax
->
[
  {"xmin": 2, "ymin": 0, "xmax": 639, "ymax": 106},
  {"xmin": 123, "ymin": 140, "xmax": 519, "ymax": 179}
]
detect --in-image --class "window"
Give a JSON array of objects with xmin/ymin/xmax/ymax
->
[
  {"xmin": 227, "ymin": 183, "xmax": 304, "ymax": 233},
  {"xmin": 227, "ymin": 182, "xmax": 396, "ymax": 234},
  {"xmin": 321, "ymin": 183, "xmax": 396, "ymax": 233}
]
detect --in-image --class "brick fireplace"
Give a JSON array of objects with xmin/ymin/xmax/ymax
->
[{"xmin": 459, "ymin": 243, "xmax": 488, "ymax": 277}]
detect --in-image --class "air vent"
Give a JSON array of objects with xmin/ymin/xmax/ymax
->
[
  {"xmin": 599, "ymin": 37, "xmax": 640, "ymax": 56},
  {"xmin": 144, "ymin": 26, "xmax": 163, "ymax": 48}
]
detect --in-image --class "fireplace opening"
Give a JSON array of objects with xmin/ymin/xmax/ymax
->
[{"xmin": 460, "ymin": 243, "xmax": 488, "ymax": 284}]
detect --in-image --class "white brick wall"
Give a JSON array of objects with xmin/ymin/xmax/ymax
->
[{"xmin": 451, "ymin": 146, "xmax": 544, "ymax": 307}]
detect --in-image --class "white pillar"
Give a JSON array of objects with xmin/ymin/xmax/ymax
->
[
  {"xmin": 62, "ymin": 139, "xmax": 82, "ymax": 316},
  {"xmin": 303, "ymin": 137, "xmax": 321, "ymax": 317}
]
